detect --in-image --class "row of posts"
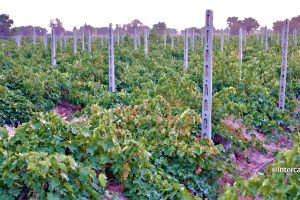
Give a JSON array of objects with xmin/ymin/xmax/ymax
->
[{"xmin": 7, "ymin": 14, "xmax": 296, "ymax": 139}]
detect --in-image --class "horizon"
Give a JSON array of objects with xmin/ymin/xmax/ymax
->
[{"xmin": 1, "ymin": 0, "xmax": 299, "ymax": 32}]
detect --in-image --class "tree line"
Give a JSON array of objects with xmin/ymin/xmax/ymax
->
[{"xmin": 1, "ymin": 13, "xmax": 300, "ymax": 38}]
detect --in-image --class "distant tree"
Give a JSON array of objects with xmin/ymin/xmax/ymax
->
[
  {"xmin": 152, "ymin": 22, "xmax": 167, "ymax": 35},
  {"xmin": 273, "ymin": 15, "xmax": 300, "ymax": 32},
  {"xmin": 10, "ymin": 26, "xmax": 47, "ymax": 36},
  {"xmin": 227, "ymin": 16, "xmax": 260, "ymax": 35},
  {"xmin": 227, "ymin": 17, "xmax": 239, "ymax": 27},
  {"xmin": 227, "ymin": 17, "xmax": 242, "ymax": 35},
  {"xmin": 242, "ymin": 17, "xmax": 259, "ymax": 33},
  {"xmin": 124, "ymin": 19, "xmax": 143, "ymax": 34},
  {"xmin": 64, "ymin": 30, "xmax": 73, "ymax": 36},
  {"xmin": 50, "ymin": 18, "xmax": 65, "ymax": 35},
  {"xmin": 290, "ymin": 15, "xmax": 300, "ymax": 30},
  {"xmin": 78, "ymin": 23, "xmax": 95, "ymax": 34},
  {"xmin": 94, "ymin": 27, "xmax": 109, "ymax": 35},
  {"xmin": 273, "ymin": 20, "xmax": 285, "ymax": 32},
  {"xmin": 0, "ymin": 14, "xmax": 14, "ymax": 38},
  {"xmin": 185, "ymin": 27, "xmax": 202, "ymax": 34}
]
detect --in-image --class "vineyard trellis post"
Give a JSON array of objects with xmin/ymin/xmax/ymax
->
[
  {"xmin": 278, "ymin": 19, "xmax": 289, "ymax": 111},
  {"xmin": 243, "ymin": 30, "xmax": 246, "ymax": 46},
  {"xmin": 239, "ymin": 28, "xmax": 243, "ymax": 65},
  {"xmin": 121, "ymin": 33, "xmax": 124, "ymax": 44},
  {"xmin": 264, "ymin": 26, "xmax": 268, "ymax": 50},
  {"xmin": 19, "ymin": 36, "xmax": 22, "ymax": 47},
  {"xmin": 220, "ymin": 29, "xmax": 224, "ymax": 52},
  {"xmin": 191, "ymin": 28, "xmax": 195, "ymax": 51},
  {"xmin": 51, "ymin": 27, "xmax": 56, "ymax": 66},
  {"xmin": 14, "ymin": 36, "xmax": 17, "ymax": 48},
  {"xmin": 64, "ymin": 34, "xmax": 67, "ymax": 48},
  {"xmin": 226, "ymin": 29, "xmax": 230, "ymax": 42},
  {"xmin": 88, "ymin": 29, "xmax": 92, "ymax": 52},
  {"xmin": 293, "ymin": 29, "xmax": 298, "ymax": 47},
  {"xmin": 183, "ymin": 29, "xmax": 188, "ymax": 70},
  {"xmin": 73, "ymin": 27, "xmax": 77, "ymax": 53},
  {"xmin": 33, "ymin": 27, "xmax": 36, "ymax": 49},
  {"xmin": 171, "ymin": 31, "xmax": 174, "ymax": 49},
  {"xmin": 144, "ymin": 29, "xmax": 148, "ymax": 55},
  {"xmin": 137, "ymin": 32, "xmax": 141, "ymax": 47},
  {"xmin": 281, "ymin": 28, "xmax": 284, "ymax": 47},
  {"xmin": 164, "ymin": 30, "xmax": 167, "ymax": 46},
  {"xmin": 16, "ymin": 35, "xmax": 21, "ymax": 49},
  {"xmin": 201, "ymin": 9, "xmax": 213, "ymax": 138},
  {"xmin": 261, "ymin": 30, "xmax": 264, "ymax": 46},
  {"xmin": 59, "ymin": 34, "xmax": 63, "ymax": 53},
  {"xmin": 134, "ymin": 29, "xmax": 137, "ymax": 50},
  {"xmin": 201, "ymin": 28, "xmax": 204, "ymax": 47},
  {"xmin": 108, "ymin": 23, "xmax": 116, "ymax": 93},
  {"xmin": 43, "ymin": 33, "xmax": 47, "ymax": 48},
  {"xmin": 117, "ymin": 25, "xmax": 120, "ymax": 46},
  {"xmin": 82, "ymin": 26, "xmax": 85, "ymax": 51}
]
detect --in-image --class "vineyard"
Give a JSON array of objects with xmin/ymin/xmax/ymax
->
[{"xmin": 0, "ymin": 9, "xmax": 300, "ymax": 200}]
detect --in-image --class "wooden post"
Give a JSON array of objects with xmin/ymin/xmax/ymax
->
[
  {"xmin": 201, "ymin": 10, "xmax": 214, "ymax": 138},
  {"xmin": 144, "ymin": 29, "xmax": 148, "ymax": 55},
  {"xmin": 239, "ymin": 28, "xmax": 243, "ymax": 64},
  {"xmin": 51, "ymin": 27, "xmax": 56, "ymax": 66},
  {"xmin": 278, "ymin": 19, "xmax": 289, "ymax": 111},
  {"xmin": 108, "ymin": 23, "xmax": 116, "ymax": 93},
  {"xmin": 183, "ymin": 29, "xmax": 188, "ymax": 70}
]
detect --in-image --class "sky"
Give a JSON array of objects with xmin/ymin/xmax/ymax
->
[{"xmin": 0, "ymin": 0, "xmax": 299, "ymax": 31}]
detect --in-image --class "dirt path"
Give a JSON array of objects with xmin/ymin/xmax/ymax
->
[
  {"xmin": 219, "ymin": 115, "xmax": 293, "ymax": 189},
  {"xmin": 53, "ymin": 100, "xmax": 82, "ymax": 121}
]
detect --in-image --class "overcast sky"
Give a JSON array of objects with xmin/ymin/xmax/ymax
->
[{"xmin": 1, "ymin": 0, "xmax": 299, "ymax": 31}]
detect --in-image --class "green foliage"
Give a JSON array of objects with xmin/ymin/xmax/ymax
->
[
  {"xmin": 0, "ymin": 152, "xmax": 106, "ymax": 199},
  {"xmin": 0, "ymin": 85, "xmax": 34, "ymax": 125},
  {"xmin": 0, "ymin": 33, "xmax": 299, "ymax": 199}
]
